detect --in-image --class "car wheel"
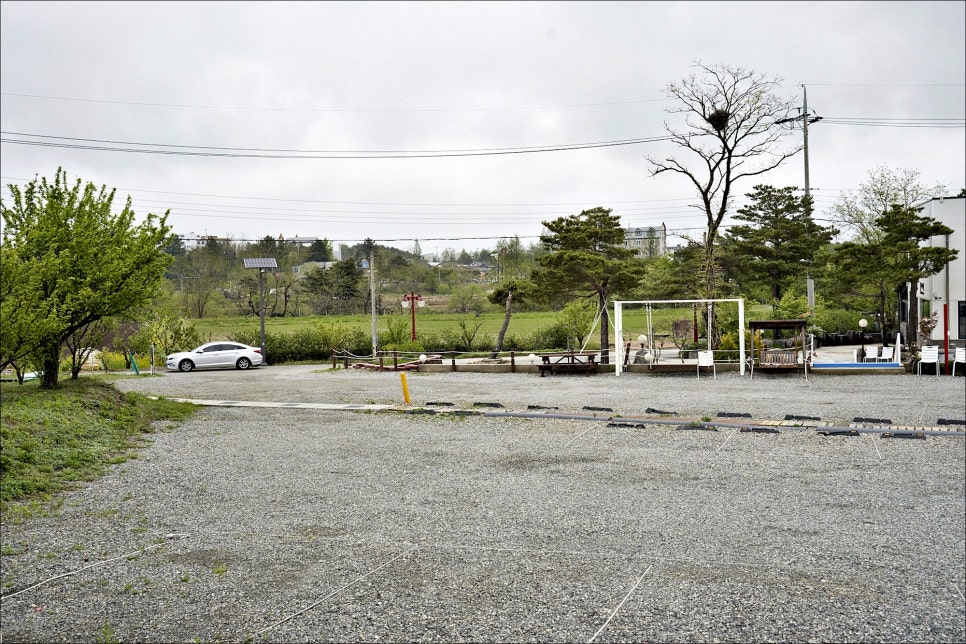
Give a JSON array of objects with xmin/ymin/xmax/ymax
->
[
  {"xmin": 178, "ymin": 359, "xmax": 194, "ymax": 372},
  {"xmin": 236, "ymin": 357, "xmax": 252, "ymax": 370}
]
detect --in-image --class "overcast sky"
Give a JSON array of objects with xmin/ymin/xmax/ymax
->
[{"xmin": 2, "ymin": 1, "xmax": 963, "ymax": 257}]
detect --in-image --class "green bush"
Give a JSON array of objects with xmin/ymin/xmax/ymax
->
[
  {"xmin": 500, "ymin": 333, "xmax": 526, "ymax": 352},
  {"xmin": 812, "ymin": 308, "xmax": 859, "ymax": 334},
  {"xmin": 716, "ymin": 330, "xmax": 763, "ymax": 362},
  {"xmin": 527, "ymin": 322, "xmax": 571, "ymax": 351},
  {"xmin": 96, "ymin": 351, "xmax": 157, "ymax": 372}
]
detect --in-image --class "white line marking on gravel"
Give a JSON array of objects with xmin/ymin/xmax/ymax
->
[
  {"xmin": 254, "ymin": 545, "xmax": 418, "ymax": 637},
  {"xmin": 715, "ymin": 429, "xmax": 740, "ymax": 452},
  {"xmin": 868, "ymin": 434, "xmax": 883, "ymax": 460},
  {"xmin": 0, "ymin": 536, "xmax": 183, "ymax": 600},
  {"xmin": 587, "ymin": 566, "xmax": 652, "ymax": 643},
  {"xmin": 955, "ymin": 583, "xmax": 965, "ymax": 601},
  {"xmin": 565, "ymin": 426, "xmax": 595, "ymax": 447}
]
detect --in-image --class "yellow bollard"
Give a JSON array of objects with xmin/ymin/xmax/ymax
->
[{"xmin": 400, "ymin": 372, "xmax": 411, "ymax": 405}]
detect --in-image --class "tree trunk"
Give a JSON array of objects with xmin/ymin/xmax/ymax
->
[
  {"xmin": 40, "ymin": 342, "xmax": 61, "ymax": 389},
  {"xmin": 599, "ymin": 290, "xmax": 609, "ymax": 365},
  {"xmin": 490, "ymin": 291, "xmax": 512, "ymax": 358},
  {"xmin": 704, "ymin": 238, "xmax": 718, "ymax": 298}
]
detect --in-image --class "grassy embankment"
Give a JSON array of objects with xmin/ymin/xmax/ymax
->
[{"xmin": 0, "ymin": 377, "xmax": 198, "ymax": 511}]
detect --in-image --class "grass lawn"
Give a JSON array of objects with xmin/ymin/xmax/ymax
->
[
  {"xmin": 0, "ymin": 377, "xmax": 198, "ymax": 509},
  {"xmin": 190, "ymin": 303, "xmax": 769, "ymax": 349},
  {"xmin": 188, "ymin": 304, "xmax": 770, "ymax": 349}
]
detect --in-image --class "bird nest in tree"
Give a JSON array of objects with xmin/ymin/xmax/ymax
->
[{"xmin": 705, "ymin": 109, "xmax": 730, "ymax": 132}]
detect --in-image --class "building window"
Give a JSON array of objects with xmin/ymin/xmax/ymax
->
[{"xmin": 959, "ymin": 301, "xmax": 965, "ymax": 340}]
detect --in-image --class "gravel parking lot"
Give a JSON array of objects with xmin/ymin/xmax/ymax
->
[{"xmin": 2, "ymin": 366, "xmax": 964, "ymax": 643}]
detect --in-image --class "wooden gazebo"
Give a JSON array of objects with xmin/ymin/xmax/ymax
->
[{"xmin": 748, "ymin": 319, "xmax": 809, "ymax": 377}]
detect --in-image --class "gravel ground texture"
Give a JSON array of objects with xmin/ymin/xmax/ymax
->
[{"xmin": 1, "ymin": 366, "xmax": 964, "ymax": 643}]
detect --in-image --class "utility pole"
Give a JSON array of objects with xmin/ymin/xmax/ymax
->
[
  {"xmin": 363, "ymin": 238, "xmax": 377, "ymax": 358},
  {"xmin": 776, "ymin": 85, "xmax": 822, "ymax": 209},
  {"xmin": 802, "ymin": 84, "xmax": 811, "ymax": 200}
]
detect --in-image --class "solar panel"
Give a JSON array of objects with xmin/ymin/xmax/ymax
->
[{"xmin": 243, "ymin": 258, "xmax": 278, "ymax": 269}]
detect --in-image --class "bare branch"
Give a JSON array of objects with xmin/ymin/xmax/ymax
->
[{"xmin": 648, "ymin": 62, "xmax": 802, "ymax": 296}]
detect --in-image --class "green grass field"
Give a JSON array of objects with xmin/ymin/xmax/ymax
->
[{"xmin": 188, "ymin": 302, "xmax": 768, "ymax": 349}]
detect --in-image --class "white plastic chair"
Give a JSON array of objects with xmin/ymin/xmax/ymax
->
[
  {"xmin": 917, "ymin": 345, "xmax": 941, "ymax": 377},
  {"xmin": 697, "ymin": 350, "xmax": 716, "ymax": 380},
  {"xmin": 951, "ymin": 347, "xmax": 966, "ymax": 377},
  {"xmin": 875, "ymin": 346, "xmax": 894, "ymax": 362}
]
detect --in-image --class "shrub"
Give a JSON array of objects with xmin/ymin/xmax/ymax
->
[
  {"xmin": 310, "ymin": 321, "xmax": 372, "ymax": 358},
  {"xmin": 716, "ymin": 330, "xmax": 763, "ymax": 362},
  {"xmin": 527, "ymin": 322, "xmax": 570, "ymax": 351},
  {"xmin": 380, "ymin": 316, "xmax": 411, "ymax": 349},
  {"xmin": 812, "ymin": 308, "xmax": 858, "ymax": 334},
  {"xmin": 500, "ymin": 333, "xmax": 526, "ymax": 352}
]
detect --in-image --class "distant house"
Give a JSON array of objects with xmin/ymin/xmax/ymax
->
[
  {"xmin": 286, "ymin": 236, "xmax": 319, "ymax": 246},
  {"xmin": 623, "ymin": 224, "xmax": 667, "ymax": 258},
  {"xmin": 919, "ymin": 195, "xmax": 965, "ymax": 345},
  {"xmin": 293, "ymin": 261, "xmax": 337, "ymax": 278},
  {"xmin": 180, "ymin": 232, "xmax": 231, "ymax": 249}
]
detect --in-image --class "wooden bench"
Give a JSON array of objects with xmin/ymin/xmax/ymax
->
[
  {"xmin": 757, "ymin": 349, "xmax": 799, "ymax": 369},
  {"xmin": 538, "ymin": 352, "xmax": 598, "ymax": 376}
]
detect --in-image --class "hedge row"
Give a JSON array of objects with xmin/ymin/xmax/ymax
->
[{"xmin": 225, "ymin": 321, "xmax": 576, "ymax": 364}]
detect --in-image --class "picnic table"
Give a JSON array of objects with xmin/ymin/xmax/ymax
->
[{"xmin": 538, "ymin": 351, "xmax": 598, "ymax": 376}]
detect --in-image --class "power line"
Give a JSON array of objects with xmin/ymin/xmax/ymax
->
[
  {"xmin": 820, "ymin": 117, "xmax": 964, "ymax": 128},
  {"xmin": 0, "ymin": 91, "xmax": 672, "ymax": 113},
  {"xmin": 0, "ymin": 131, "xmax": 673, "ymax": 158},
  {"xmin": 802, "ymin": 83, "xmax": 965, "ymax": 87},
  {"xmin": 0, "ymin": 175, "xmax": 697, "ymax": 207}
]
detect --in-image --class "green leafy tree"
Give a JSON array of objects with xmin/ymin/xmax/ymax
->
[
  {"xmin": 128, "ymin": 303, "xmax": 202, "ymax": 355},
  {"xmin": 0, "ymin": 241, "xmax": 49, "ymax": 376},
  {"xmin": 723, "ymin": 185, "xmax": 838, "ymax": 309},
  {"xmin": 1, "ymin": 169, "xmax": 172, "ymax": 388},
  {"xmin": 637, "ymin": 251, "xmax": 699, "ymax": 300},
  {"xmin": 450, "ymin": 284, "xmax": 488, "ymax": 314},
  {"xmin": 305, "ymin": 239, "xmax": 334, "ymax": 262},
  {"xmin": 648, "ymin": 63, "xmax": 800, "ymax": 297},
  {"xmin": 532, "ymin": 207, "xmax": 643, "ymax": 363},
  {"xmin": 329, "ymin": 258, "xmax": 365, "ymax": 314},
  {"xmin": 303, "ymin": 264, "xmax": 336, "ymax": 314},
  {"xmin": 560, "ymin": 298, "xmax": 597, "ymax": 349},
  {"xmin": 494, "ymin": 236, "xmax": 534, "ymax": 282},
  {"xmin": 832, "ymin": 204, "xmax": 956, "ymax": 341}
]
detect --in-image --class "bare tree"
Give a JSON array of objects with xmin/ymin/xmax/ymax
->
[
  {"xmin": 649, "ymin": 62, "xmax": 800, "ymax": 297},
  {"xmin": 833, "ymin": 164, "xmax": 947, "ymax": 244}
]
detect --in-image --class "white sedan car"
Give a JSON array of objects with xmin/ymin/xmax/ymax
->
[{"xmin": 165, "ymin": 342, "xmax": 263, "ymax": 372}]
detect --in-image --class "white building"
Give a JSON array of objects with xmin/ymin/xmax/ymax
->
[
  {"xmin": 920, "ymin": 195, "xmax": 965, "ymax": 344},
  {"xmin": 292, "ymin": 261, "xmax": 337, "ymax": 278},
  {"xmin": 623, "ymin": 224, "xmax": 667, "ymax": 258}
]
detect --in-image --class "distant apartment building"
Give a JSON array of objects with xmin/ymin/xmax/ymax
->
[
  {"xmin": 623, "ymin": 224, "xmax": 667, "ymax": 258},
  {"xmin": 180, "ymin": 232, "xmax": 230, "ymax": 249}
]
